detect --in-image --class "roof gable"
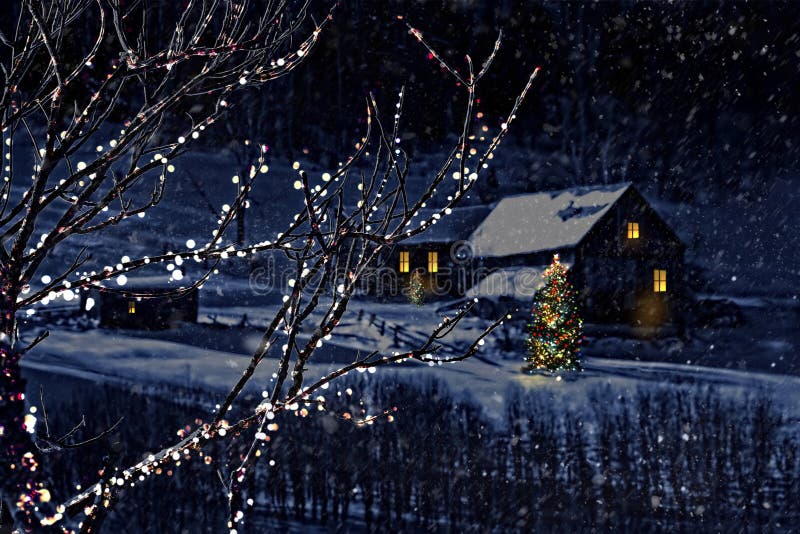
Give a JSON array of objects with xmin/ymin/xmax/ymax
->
[{"xmin": 469, "ymin": 183, "xmax": 631, "ymax": 258}]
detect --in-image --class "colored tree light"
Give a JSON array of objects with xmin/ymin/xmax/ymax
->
[
  {"xmin": 524, "ymin": 254, "xmax": 583, "ymax": 372},
  {"xmin": 408, "ymin": 270, "xmax": 425, "ymax": 306}
]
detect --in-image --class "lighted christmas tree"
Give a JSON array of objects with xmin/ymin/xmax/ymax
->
[
  {"xmin": 524, "ymin": 254, "xmax": 583, "ymax": 372},
  {"xmin": 408, "ymin": 270, "xmax": 425, "ymax": 306}
]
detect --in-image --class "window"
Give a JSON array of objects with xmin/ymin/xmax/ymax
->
[
  {"xmin": 627, "ymin": 222, "xmax": 640, "ymax": 239},
  {"xmin": 128, "ymin": 300, "xmax": 136, "ymax": 314},
  {"xmin": 653, "ymin": 269, "xmax": 667, "ymax": 293},
  {"xmin": 399, "ymin": 251, "xmax": 410, "ymax": 273},
  {"xmin": 427, "ymin": 251, "xmax": 438, "ymax": 273}
]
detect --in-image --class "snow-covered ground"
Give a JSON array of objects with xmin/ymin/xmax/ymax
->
[{"xmin": 21, "ymin": 292, "xmax": 800, "ymax": 428}]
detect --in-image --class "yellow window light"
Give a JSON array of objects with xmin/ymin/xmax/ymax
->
[
  {"xmin": 653, "ymin": 269, "xmax": 667, "ymax": 293},
  {"xmin": 128, "ymin": 300, "xmax": 136, "ymax": 314},
  {"xmin": 427, "ymin": 251, "xmax": 438, "ymax": 273},
  {"xmin": 399, "ymin": 251, "xmax": 410, "ymax": 273},
  {"xmin": 627, "ymin": 222, "xmax": 640, "ymax": 239}
]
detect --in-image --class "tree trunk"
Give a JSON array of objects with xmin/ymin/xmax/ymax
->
[
  {"xmin": 0, "ymin": 264, "xmax": 57, "ymax": 532},
  {"xmin": 0, "ymin": 264, "xmax": 31, "ymax": 530}
]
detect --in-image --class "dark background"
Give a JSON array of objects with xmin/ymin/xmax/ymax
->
[
  {"xmin": 3, "ymin": 0, "xmax": 797, "ymax": 199},
  {"xmin": 249, "ymin": 0, "xmax": 799, "ymax": 203}
]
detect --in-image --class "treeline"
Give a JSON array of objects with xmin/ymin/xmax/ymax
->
[
  {"xmin": 234, "ymin": 380, "xmax": 798, "ymax": 532},
  {"xmin": 239, "ymin": 0, "xmax": 800, "ymax": 201},
  {"xmin": 3, "ymin": 1, "xmax": 797, "ymax": 201},
  {"xmin": 36, "ymin": 373, "xmax": 800, "ymax": 532}
]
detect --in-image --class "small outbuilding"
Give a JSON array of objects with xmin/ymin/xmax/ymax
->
[{"xmin": 81, "ymin": 275, "xmax": 198, "ymax": 329}]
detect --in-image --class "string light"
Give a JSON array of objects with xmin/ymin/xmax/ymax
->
[
  {"xmin": 524, "ymin": 254, "xmax": 583, "ymax": 372},
  {"xmin": 408, "ymin": 271, "xmax": 424, "ymax": 306}
]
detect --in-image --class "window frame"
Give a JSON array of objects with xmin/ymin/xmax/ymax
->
[
  {"xmin": 427, "ymin": 251, "xmax": 438, "ymax": 273},
  {"xmin": 399, "ymin": 251, "xmax": 410, "ymax": 273},
  {"xmin": 128, "ymin": 300, "xmax": 137, "ymax": 314},
  {"xmin": 627, "ymin": 221, "xmax": 640, "ymax": 239},
  {"xmin": 653, "ymin": 269, "xmax": 667, "ymax": 293}
]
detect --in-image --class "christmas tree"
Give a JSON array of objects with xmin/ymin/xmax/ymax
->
[
  {"xmin": 524, "ymin": 254, "xmax": 582, "ymax": 372},
  {"xmin": 408, "ymin": 270, "xmax": 425, "ymax": 306}
]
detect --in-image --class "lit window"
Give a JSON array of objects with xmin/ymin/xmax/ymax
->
[
  {"xmin": 653, "ymin": 269, "xmax": 667, "ymax": 293},
  {"xmin": 128, "ymin": 300, "xmax": 136, "ymax": 314},
  {"xmin": 399, "ymin": 251, "xmax": 410, "ymax": 273},
  {"xmin": 427, "ymin": 251, "xmax": 438, "ymax": 273},
  {"xmin": 627, "ymin": 222, "xmax": 640, "ymax": 239}
]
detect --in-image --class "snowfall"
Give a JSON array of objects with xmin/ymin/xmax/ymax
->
[{"xmin": 10, "ymin": 138, "xmax": 800, "ymax": 430}]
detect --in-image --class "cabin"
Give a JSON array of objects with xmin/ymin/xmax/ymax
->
[
  {"xmin": 81, "ymin": 275, "xmax": 199, "ymax": 329},
  {"xmin": 378, "ymin": 183, "xmax": 686, "ymax": 326}
]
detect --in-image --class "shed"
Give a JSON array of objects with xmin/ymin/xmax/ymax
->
[{"xmin": 81, "ymin": 275, "xmax": 199, "ymax": 329}]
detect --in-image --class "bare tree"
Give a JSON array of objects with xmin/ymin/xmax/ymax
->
[
  {"xmin": 219, "ymin": 89, "xmax": 275, "ymax": 245},
  {"xmin": 0, "ymin": 0, "xmax": 326, "ymax": 529},
  {"xmin": 0, "ymin": 2, "xmax": 539, "ymax": 531}
]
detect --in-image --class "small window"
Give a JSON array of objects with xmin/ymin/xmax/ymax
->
[
  {"xmin": 399, "ymin": 251, "xmax": 410, "ymax": 273},
  {"xmin": 627, "ymin": 222, "xmax": 640, "ymax": 239},
  {"xmin": 128, "ymin": 300, "xmax": 136, "ymax": 314},
  {"xmin": 427, "ymin": 251, "xmax": 438, "ymax": 273},
  {"xmin": 653, "ymin": 269, "xmax": 667, "ymax": 293}
]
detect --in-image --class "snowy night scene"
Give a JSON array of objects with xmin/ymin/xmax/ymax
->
[{"xmin": 1, "ymin": 0, "xmax": 799, "ymax": 531}]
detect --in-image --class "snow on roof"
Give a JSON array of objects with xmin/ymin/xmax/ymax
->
[
  {"xmin": 469, "ymin": 182, "xmax": 631, "ymax": 257},
  {"xmin": 403, "ymin": 204, "xmax": 493, "ymax": 244},
  {"xmin": 465, "ymin": 263, "xmax": 571, "ymax": 300},
  {"xmin": 111, "ymin": 274, "xmax": 191, "ymax": 290}
]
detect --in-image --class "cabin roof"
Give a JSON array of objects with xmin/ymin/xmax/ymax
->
[
  {"xmin": 112, "ymin": 274, "xmax": 189, "ymax": 290},
  {"xmin": 468, "ymin": 182, "xmax": 632, "ymax": 257},
  {"xmin": 403, "ymin": 204, "xmax": 493, "ymax": 244}
]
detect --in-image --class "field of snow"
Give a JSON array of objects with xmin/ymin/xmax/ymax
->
[{"xmin": 20, "ymin": 294, "xmax": 800, "ymax": 428}]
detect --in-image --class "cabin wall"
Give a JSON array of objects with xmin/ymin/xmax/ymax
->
[
  {"xmin": 371, "ymin": 244, "xmax": 467, "ymax": 301},
  {"xmin": 575, "ymin": 188, "xmax": 686, "ymax": 325}
]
